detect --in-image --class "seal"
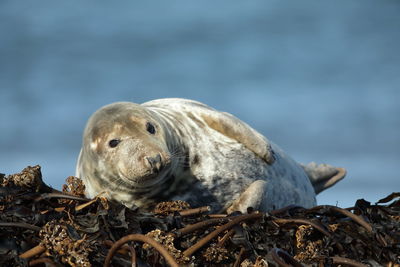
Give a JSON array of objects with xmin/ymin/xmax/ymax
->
[{"xmin": 76, "ymin": 98, "xmax": 346, "ymax": 212}]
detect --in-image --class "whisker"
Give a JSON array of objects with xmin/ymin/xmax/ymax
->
[{"xmin": 112, "ymin": 177, "xmax": 126, "ymax": 192}]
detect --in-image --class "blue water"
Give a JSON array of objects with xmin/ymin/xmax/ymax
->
[{"xmin": 1, "ymin": 1, "xmax": 399, "ymax": 208}]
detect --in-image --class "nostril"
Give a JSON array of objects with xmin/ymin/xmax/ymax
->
[
  {"xmin": 145, "ymin": 154, "xmax": 162, "ymax": 172},
  {"xmin": 146, "ymin": 156, "xmax": 155, "ymax": 168}
]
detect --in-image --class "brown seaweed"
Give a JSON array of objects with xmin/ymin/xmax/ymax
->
[{"xmin": 1, "ymin": 165, "xmax": 399, "ymax": 266}]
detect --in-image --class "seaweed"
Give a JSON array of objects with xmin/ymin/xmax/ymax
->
[{"xmin": 1, "ymin": 165, "xmax": 399, "ymax": 266}]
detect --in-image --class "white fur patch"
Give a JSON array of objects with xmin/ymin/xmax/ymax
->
[{"xmin": 90, "ymin": 141, "xmax": 98, "ymax": 150}]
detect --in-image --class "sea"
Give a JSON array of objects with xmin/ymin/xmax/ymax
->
[{"xmin": 1, "ymin": 1, "xmax": 399, "ymax": 208}]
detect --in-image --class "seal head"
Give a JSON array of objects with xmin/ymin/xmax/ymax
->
[{"xmin": 77, "ymin": 102, "xmax": 174, "ymax": 207}]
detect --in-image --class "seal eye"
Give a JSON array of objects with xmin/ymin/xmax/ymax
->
[
  {"xmin": 146, "ymin": 122, "xmax": 156, "ymax": 135},
  {"xmin": 108, "ymin": 139, "xmax": 120, "ymax": 148}
]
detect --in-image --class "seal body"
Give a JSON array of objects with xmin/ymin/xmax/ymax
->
[{"xmin": 76, "ymin": 98, "xmax": 345, "ymax": 212}]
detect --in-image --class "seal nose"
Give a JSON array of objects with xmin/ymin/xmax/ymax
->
[{"xmin": 145, "ymin": 154, "xmax": 163, "ymax": 173}]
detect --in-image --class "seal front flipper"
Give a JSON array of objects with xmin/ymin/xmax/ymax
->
[
  {"xmin": 301, "ymin": 162, "xmax": 346, "ymax": 194},
  {"xmin": 200, "ymin": 111, "xmax": 275, "ymax": 164},
  {"xmin": 226, "ymin": 180, "xmax": 268, "ymax": 214}
]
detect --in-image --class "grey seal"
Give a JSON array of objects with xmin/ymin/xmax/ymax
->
[{"xmin": 76, "ymin": 98, "xmax": 346, "ymax": 212}]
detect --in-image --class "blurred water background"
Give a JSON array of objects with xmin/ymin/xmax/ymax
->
[{"xmin": 1, "ymin": 1, "xmax": 399, "ymax": 208}]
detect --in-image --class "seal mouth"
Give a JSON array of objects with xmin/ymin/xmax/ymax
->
[{"xmin": 120, "ymin": 161, "xmax": 172, "ymax": 188}]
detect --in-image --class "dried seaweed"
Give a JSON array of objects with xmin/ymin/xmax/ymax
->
[{"xmin": 1, "ymin": 165, "xmax": 399, "ymax": 266}]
